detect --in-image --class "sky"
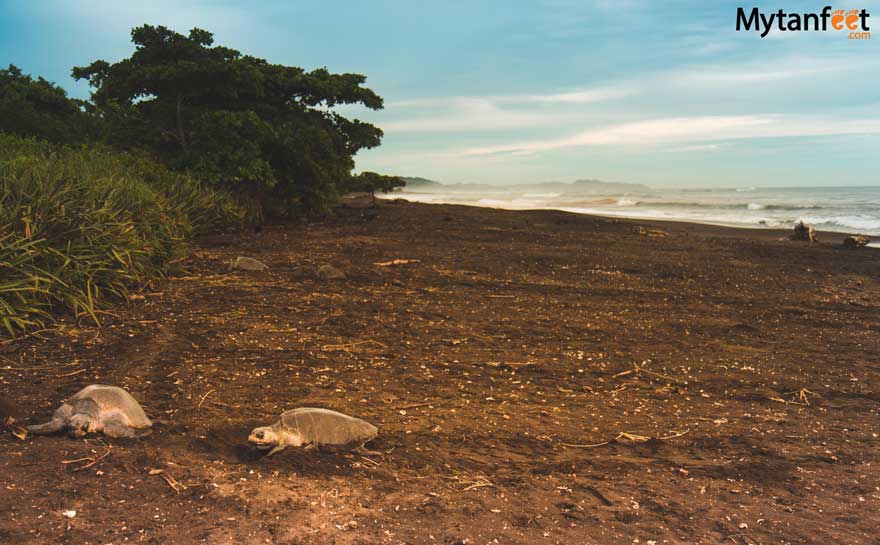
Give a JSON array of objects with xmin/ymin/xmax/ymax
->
[{"xmin": 1, "ymin": 0, "xmax": 878, "ymax": 188}]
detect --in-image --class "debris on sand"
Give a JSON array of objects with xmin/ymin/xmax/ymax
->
[
  {"xmin": 843, "ymin": 235, "xmax": 871, "ymax": 249},
  {"xmin": 317, "ymin": 264, "xmax": 347, "ymax": 280},
  {"xmin": 638, "ymin": 227, "xmax": 669, "ymax": 238},
  {"xmin": 3, "ymin": 201, "xmax": 879, "ymax": 544},
  {"xmin": 231, "ymin": 256, "xmax": 269, "ymax": 271},
  {"xmin": 790, "ymin": 221, "xmax": 817, "ymax": 242},
  {"xmin": 374, "ymin": 258, "xmax": 421, "ymax": 267}
]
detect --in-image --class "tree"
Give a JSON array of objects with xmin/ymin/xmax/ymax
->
[
  {"xmin": 0, "ymin": 65, "xmax": 97, "ymax": 143},
  {"xmin": 346, "ymin": 171, "xmax": 406, "ymax": 204},
  {"xmin": 73, "ymin": 25, "xmax": 385, "ymax": 215}
]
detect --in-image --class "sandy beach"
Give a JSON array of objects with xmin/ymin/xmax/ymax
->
[{"xmin": 1, "ymin": 199, "xmax": 878, "ymax": 545}]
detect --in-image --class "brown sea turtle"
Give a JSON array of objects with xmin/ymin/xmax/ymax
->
[
  {"xmin": 27, "ymin": 385, "xmax": 152, "ymax": 438},
  {"xmin": 248, "ymin": 407, "xmax": 378, "ymax": 456}
]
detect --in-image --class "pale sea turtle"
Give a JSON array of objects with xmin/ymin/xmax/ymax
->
[
  {"xmin": 248, "ymin": 407, "xmax": 378, "ymax": 456},
  {"xmin": 231, "ymin": 256, "xmax": 269, "ymax": 271},
  {"xmin": 27, "ymin": 385, "xmax": 152, "ymax": 438}
]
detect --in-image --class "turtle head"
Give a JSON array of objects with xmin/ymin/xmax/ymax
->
[
  {"xmin": 248, "ymin": 426, "xmax": 277, "ymax": 449},
  {"xmin": 68, "ymin": 414, "xmax": 96, "ymax": 437}
]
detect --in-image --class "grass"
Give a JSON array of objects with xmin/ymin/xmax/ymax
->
[{"xmin": 0, "ymin": 134, "xmax": 257, "ymax": 337}]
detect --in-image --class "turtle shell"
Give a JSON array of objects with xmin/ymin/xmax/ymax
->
[
  {"xmin": 68, "ymin": 385, "xmax": 152, "ymax": 428},
  {"xmin": 278, "ymin": 407, "xmax": 377, "ymax": 447}
]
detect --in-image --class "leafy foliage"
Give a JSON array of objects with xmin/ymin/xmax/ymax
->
[
  {"xmin": 0, "ymin": 64, "xmax": 98, "ymax": 143},
  {"xmin": 346, "ymin": 171, "xmax": 406, "ymax": 195},
  {"xmin": 0, "ymin": 25, "xmax": 398, "ymax": 335},
  {"xmin": 0, "ymin": 134, "xmax": 255, "ymax": 336},
  {"xmin": 73, "ymin": 25, "xmax": 386, "ymax": 214}
]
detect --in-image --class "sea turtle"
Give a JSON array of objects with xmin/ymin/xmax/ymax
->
[
  {"xmin": 248, "ymin": 407, "xmax": 378, "ymax": 456},
  {"xmin": 27, "ymin": 385, "xmax": 152, "ymax": 438},
  {"xmin": 317, "ymin": 264, "xmax": 346, "ymax": 280},
  {"xmin": 231, "ymin": 256, "xmax": 269, "ymax": 271}
]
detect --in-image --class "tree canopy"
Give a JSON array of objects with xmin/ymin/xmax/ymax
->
[
  {"xmin": 0, "ymin": 65, "xmax": 97, "ymax": 143},
  {"xmin": 347, "ymin": 171, "xmax": 406, "ymax": 195},
  {"xmin": 73, "ymin": 25, "xmax": 387, "ymax": 214}
]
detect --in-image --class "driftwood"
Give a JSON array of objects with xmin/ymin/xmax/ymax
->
[
  {"xmin": 842, "ymin": 235, "xmax": 871, "ymax": 249},
  {"xmin": 790, "ymin": 221, "xmax": 817, "ymax": 242}
]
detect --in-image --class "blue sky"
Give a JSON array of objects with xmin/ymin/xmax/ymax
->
[{"xmin": 1, "ymin": 0, "xmax": 878, "ymax": 187}]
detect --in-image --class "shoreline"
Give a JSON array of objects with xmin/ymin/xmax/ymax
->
[
  {"xmin": 384, "ymin": 189, "xmax": 880, "ymax": 241},
  {"xmin": 382, "ymin": 195, "xmax": 876, "ymax": 246}
]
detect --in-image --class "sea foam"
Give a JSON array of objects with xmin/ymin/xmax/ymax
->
[{"xmin": 386, "ymin": 185, "xmax": 880, "ymax": 236}]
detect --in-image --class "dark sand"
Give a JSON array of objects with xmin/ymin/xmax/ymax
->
[{"xmin": 1, "ymin": 200, "xmax": 878, "ymax": 545}]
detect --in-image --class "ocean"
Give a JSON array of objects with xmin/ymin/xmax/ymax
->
[{"xmin": 390, "ymin": 184, "xmax": 880, "ymax": 237}]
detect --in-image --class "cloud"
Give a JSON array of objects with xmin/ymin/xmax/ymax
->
[
  {"xmin": 496, "ymin": 86, "xmax": 634, "ymax": 104},
  {"xmin": 381, "ymin": 85, "xmax": 632, "ymax": 133},
  {"xmin": 380, "ymin": 98, "xmax": 568, "ymax": 132},
  {"xmin": 669, "ymin": 56, "xmax": 874, "ymax": 88},
  {"xmin": 667, "ymin": 143, "xmax": 723, "ymax": 153},
  {"xmin": 388, "ymin": 85, "xmax": 631, "ymax": 108},
  {"xmin": 379, "ymin": 53, "xmax": 871, "ymax": 135},
  {"xmin": 453, "ymin": 115, "xmax": 880, "ymax": 156}
]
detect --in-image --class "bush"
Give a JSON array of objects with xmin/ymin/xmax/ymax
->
[{"xmin": 0, "ymin": 134, "xmax": 255, "ymax": 336}]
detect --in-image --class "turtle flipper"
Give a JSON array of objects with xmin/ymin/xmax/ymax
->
[
  {"xmin": 27, "ymin": 415, "xmax": 67, "ymax": 435},
  {"xmin": 267, "ymin": 445, "xmax": 287, "ymax": 457},
  {"xmin": 102, "ymin": 418, "xmax": 136, "ymax": 438},
  {"xmin": 353, "ymin": 445, "xmax": 383, "ymax": 456},
  {"xmin": 27, "ymin": 405, "xmax": 72, "ymax": 435}
]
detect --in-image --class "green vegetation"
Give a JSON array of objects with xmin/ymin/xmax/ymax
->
[
  {"xmin": 73, "ymin": 25, "xmax": 397, "ymax": 214},
  {"xmin": 347, "ymin": 171, "xmax": 407, "ymax": 197},
  {"xmin": 0, "ymin": 134, "xmax": 254, "ymax": 336},
  {"xmin": 0, "ymin": 24, "xmax": 404, "ymax": 336},
  {"xmin": 0, "ymin": 64, "xmax": 99, "ymax": 144}
]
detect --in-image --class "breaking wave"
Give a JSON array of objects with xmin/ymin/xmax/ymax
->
[
  {"xmin": 388, "ymin": 186, "xmax": 880, "ymax": 236},
  {"xmin": 522, "ymin": 192, "xmax": 560, "ymax": 198}
]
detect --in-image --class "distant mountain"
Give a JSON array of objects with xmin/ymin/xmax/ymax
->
[
  {"xmin": 539, "ymin": 179, "xmax": 648, "ymax": 192},
  {"xmin": 400, "ymin": 177, "xmax": 443, "ymax": 187},
  {"xmin": 398, "ymin": 177, "xmax": 648, "ymax": 193}
]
